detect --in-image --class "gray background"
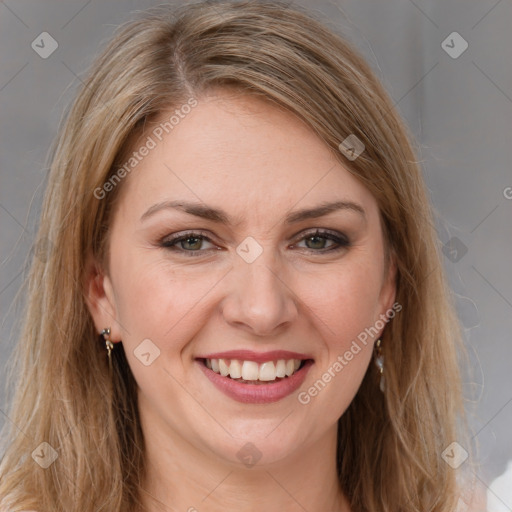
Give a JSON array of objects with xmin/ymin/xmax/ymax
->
[{"xmin": 1, "ymin": 0, "xmax": 511, "ymax": 509}]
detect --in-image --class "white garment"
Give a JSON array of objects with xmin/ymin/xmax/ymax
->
[{"xmin": 487, "ymin": 460, "xmax": 512, "ymax": 511}]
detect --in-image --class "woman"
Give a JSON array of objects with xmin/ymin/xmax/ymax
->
[{"xmin": 0, "ymin": 1, "xmax": 474, "ymax": 510}]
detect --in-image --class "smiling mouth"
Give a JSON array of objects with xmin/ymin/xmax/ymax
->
[{"xmin": 199, "ymin": 357, "xmax": 311, "ymax": 384}]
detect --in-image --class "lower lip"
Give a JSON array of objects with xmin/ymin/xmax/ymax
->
[{"xmin": 196, "ymin": 359, "xmax": 314, "ymax": 404}]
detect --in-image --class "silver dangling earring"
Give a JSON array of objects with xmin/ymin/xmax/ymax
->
[
  {"xmin": 100, "ymin": 327, "xmax": 114, "ymax": 375},
  {"xmin": 374, "ymin": 338, "xmax": 385, "ymax": 392}
]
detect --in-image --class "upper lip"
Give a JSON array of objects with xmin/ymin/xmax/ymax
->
[{"xmin": 196, "ymin": 350, "xmax": 314, "ymax": 364}]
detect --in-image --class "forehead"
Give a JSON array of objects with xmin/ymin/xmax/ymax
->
[{"xmin": 116, "ymin": 91, "xmax": 379, "ymax": 226}]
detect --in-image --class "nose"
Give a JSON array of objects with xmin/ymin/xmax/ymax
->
[{"xmin": 221, "ymin": 249, "xmax": 299, "ymax": 336}]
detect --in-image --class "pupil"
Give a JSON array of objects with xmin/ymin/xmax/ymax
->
[
  {"xmin": 184, "ymin": 237, "xmax": 201, "ymax": 249},
  {"xmin": 307, "ymin": 236, "xmax": 325, "ymax": 249}
]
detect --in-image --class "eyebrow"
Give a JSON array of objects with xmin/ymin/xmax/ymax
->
[{"xmin": 140, "ymin": 199, "xmax": 366, "ymax": 225}]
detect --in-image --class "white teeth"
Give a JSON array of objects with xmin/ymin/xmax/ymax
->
[
  {"xmin": 285, "ymin": 359, "xmax": 295, "ymax": 377},
  {"xmin": 241, "ymin": 361, "xmax": 259, "ymax": 380},
  {"xmin": 219, "ymin": 358, "xmax": 230, "ymax": 377},
  {"xmin": 259, "ymin": 361, "xmax": 276, "ymax": 381},
  {"xmin": 205, "ymin": 357, "xmax": 304, "ymax": 381},
  {"xmin": 229, "ymin": 359, "xmax": 242, "ymax": 379},
  {"xmin": 275, "ymin": 359, "xmax": 287, "ymax": 378}
]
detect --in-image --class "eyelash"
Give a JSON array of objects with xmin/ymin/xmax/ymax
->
[{"xmin": 160, "ymin": 229, "xmax": 350, "ymax": 257}]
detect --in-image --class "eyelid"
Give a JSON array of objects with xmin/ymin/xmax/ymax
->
[
  {"xmin": 160, "ymin": 230, "xmax": 216, "ymax": 250},
  {"xmin": 159, "ymin": 228, "xmax": 350, "ymax": 256},
  {"xmin": 293, "ymin": 228, "xmax": 350, "ymax": 245}
]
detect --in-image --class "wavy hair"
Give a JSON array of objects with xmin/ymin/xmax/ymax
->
[{"xmin": 0, "ymin": 1, "xmax": 470, "ymax": 510}]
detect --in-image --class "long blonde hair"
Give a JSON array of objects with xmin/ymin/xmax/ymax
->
[{"xmin": 0, "ymin": 1, "xmax": 469, "ymax": 510}]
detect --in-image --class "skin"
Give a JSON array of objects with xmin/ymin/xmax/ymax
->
[{"xmin": 86, "ymin": 89, "xmax": 396, "ymax": 512}]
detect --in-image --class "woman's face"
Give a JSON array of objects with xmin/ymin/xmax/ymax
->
[{"xmin": 87, "ymin": 89, "xmax": 396, "ymax": 468}]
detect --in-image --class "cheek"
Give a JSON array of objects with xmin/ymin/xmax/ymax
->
[
  {"xmin": 299, "ymin": 257, "xmax": 384, "ymax": 346},
  {"xmin": 295, "ymin": 263, "xmax": 381, "ymax": 418},
  {"xmin": 111, "ymin": 253, "xmax": 223, "ymax": 348}
]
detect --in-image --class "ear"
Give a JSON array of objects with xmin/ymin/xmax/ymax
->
[{"xmin": 84, "ymin": 254, "xmax": 122, "ymax": 342}]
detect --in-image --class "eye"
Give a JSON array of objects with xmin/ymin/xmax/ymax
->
[
  {"xmin": 160, "ymin": 229, "xmax": 350, "ymax": 257},
  {"xmin": 292, "ymin": 229, "xmax": 350, "ymax": 253},
  {"xmin": 160, "ymin": 231, "xmax": 218, "ymax": 256}
]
